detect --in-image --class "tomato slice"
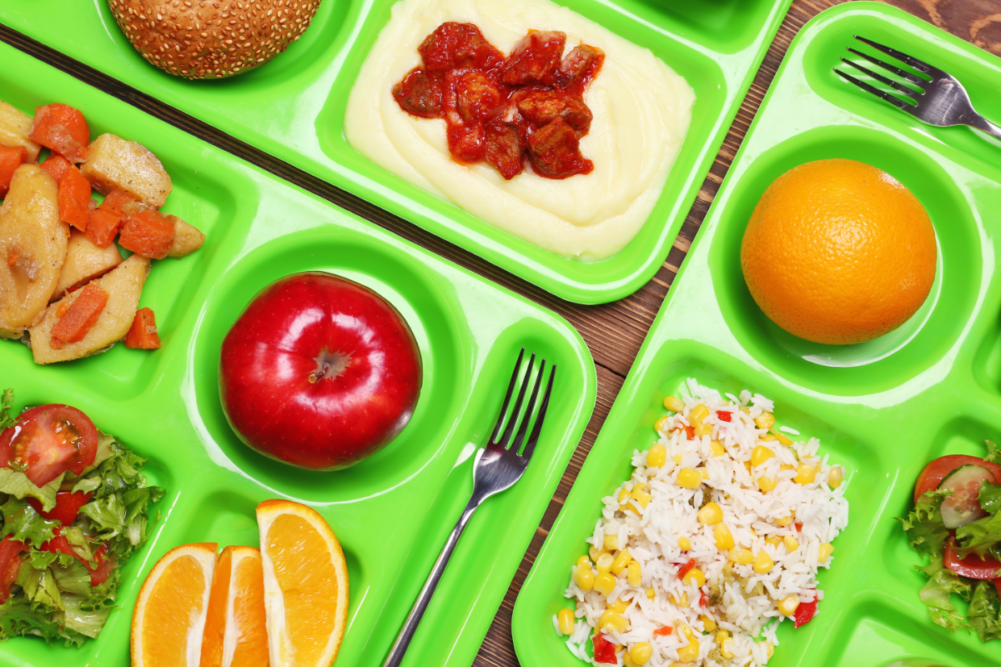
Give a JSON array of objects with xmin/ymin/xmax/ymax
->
[
  {"xmin": 27, "ymin": 491, "xmax": 92, "ymax": 526},
  {"xmin": 914, "ymin": 455, "xmax": 1001, "ymax": 504},
  {"xmin": 591, "ymin": 632, "xmax": 617, "ymax": 664},
  {"xmin": 0, "ymin": 405, "xmax": 99, "ymax": 487},
  {"xmin": 794, "ymin": 595, "xmax": 818, "ymax": 628},
  {"xmin": 0, "ymin": 536, "xmax": 28, "ymax": 604},
  {"xmin": 944, "ymin": 538, "xmax": 1001, "ymax": 580},
  {"xmin": 40, "ymin": 531, "xmax": 113, "ymax": 587}
]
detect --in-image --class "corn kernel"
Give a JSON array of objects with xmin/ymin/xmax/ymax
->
[
  {"xmin": 612, "ymin": 549, "xmax": 632, "ymax": 576},
  {"xmin": 689, "ymin": 404, "xmax": 710, "ymax": 427},
  {"xmin": 577, "ymin": 555, "xmax": 591, "ymax": 568},
  {"xmin": 678, "ymin": 536, "xmax": 692, "ymax": 551},
  {"xmin": 776, "ymin": 515, "xmax": 793, "ymax": 527},
  {"xmin": 633, "ymin": 482, "xmax": 647, "ymax": 493},
  {"xmin": 558, "ymin": 608, "xmax": 575, "ymax": 635},
  {"xmin": 758, "ymin": 475, "xmax": 777, "ymax": 492},
  {"xmin": 604, "ymin": 534, "xmax": 619, "ymax": 552},
  {"xmin": 646, "ymin": 586, "xmax": 656, "ymax": 599},
  {"xmin": 679, "ymin": 624, "xmax": 694, "ymax": 640},
  {"xmin": 598, "ymin": 610, "xmax": 628, "ymax": 633},
  {"xmin": 664, "ymin": 396, "xmax": 685, "ymax": 412},
  {"xmin": 778, "ymin": 594, "xmax": 800, "ymax": 616},
  {"xmin": 694, "ymin": 422, "xmax": 713, "ymax": 437},
  {"xmin": 730, "ymin": 548, "xmax": 753, "ymax": 565},
  {"xmin": 766, "ymin": 536, "xmax": 782, "ymax": 547},
  {"xmin": 784, "ymin": 535, "xmax": 799, "ymax": 552},
  {"xmin": 720, "ymin": 638, "xmax": 735, "ymax": 659},
  {"xmin": 631, "ymin": 490, "xmax": 652, "ymax": 509},
  {"xmin": 751, "ymin": 445, "xmax": 775, "ymax": 467},
  {"xmin": 573, "ymin": 565, "xmax": 594, "ymax": 591},
  {"xmin": 630, "ymin": 642, "xmax": 654, "ymax": 665},
  {"xmin": 678, "ymin": 468, "xmax": 702, "ymax": 489},
  {"xmin": 700, "ymin": 614, "xmax": 717, "ymax": 632},
  {"xmin": 698, "ymin": 468, "xmax": 709, "ymax": 480},
  {"xmin": 795, "ymin": 463, "xmax": 818, "ymax": 485},
  {"xmin": 594, "ymin": 572, "xmax": 616, "ymax": 596},
  {"xmin": 698, "ymin": 502, "xmax": 723, "ymax": 525},
  {"xmin": 714, "ymin": 523, "xmax": 735, "ymax": 551},
  {"xmin": 655, "ymin": 416, "xmax": 671, "ymax": 433},
  {"xmin": 759, "ymin": 433, "xmax": 778, "ymax": 442},
  {"xmin": 819, "ymin": 543, "xmax": 835, "ymax": 563},
  {"xmin": 619, "ymin": 488, "xmax": 631, "ymax": 504},
  {"xmin": 715, "ymin": 630, "xmax": 730, "ymax": 644},
  {"xmin": 677, "ymin": 638, "xmax": 700, "ymax": 663},
  {"xmin": 753, "ymin": 550, "xmax": 774, "ymax": 574},
  {"xmin": 623, "ymin": 655, "xmax": 637, "ymax": 667},
  {"xmin": 669, "ymin": 592, "xmax": 689, "ymax": 607},
  {"xmin": 682, "ymin": 568, "xmax": 706, "ymax": 588},
  {"xmin": 710, "ymin": 440, "xmax": 726, "ymax": 457},
  {"xmin": 779, "ymin": 464, "xmax": 795, "ymax": 472},
  {"xmin": 754, "ymin": 412, "xmax": 775, "ymax": 429},
  {"xmin": 589, "ymin": 545, "xmax": 602, "ymax": 561},
  {"xmin": 611, "ymin": 598, "xmax": 630, "ymax": 613},
  {"xmin": 829, "ymin": 466, "xmax": 843, "ymax": 489},
  {"xmin": 760, "ymin": 641, "xmax": 774, "ymax": 659},
  {"xmin": 596, "ymin": 552, "xmax": 615, "ymax": 573},
  {"xmin": 647, "ymin": 444, "xmax": 668, "ymax": 468},
  {"xmin": 628, "ymin": 561, "xmax": 642, "ymax": 587}
]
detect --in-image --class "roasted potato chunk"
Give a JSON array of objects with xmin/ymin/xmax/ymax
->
[
  {"xmin": 52, "ymin": 230, "xmax": 123, "ymax": 299},
  {"xmin": 165, "ymin": 215, "xmax": 205, "ymax": 258},
  {"xmin": 81, "ymin": 133, "xmax": 171, "ymax": 208},
  {"xmin": 0, "ymin": 164, "xmax": 67, "ymax": 337},
  {"xmin": 0, "ymin": 101, "xmax": 41, "ymax": 162},
  {"xmin": 29, "ymin": 254, "xmax": 150, "ymax": 364}
]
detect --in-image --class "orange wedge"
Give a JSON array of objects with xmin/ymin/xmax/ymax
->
[
  {"xmin": 257, "ymin": 499, "xmax": 349, "ymax": 667},
  {"xmin": 131, "ymin": 542, "xmax": 218, "ymax": 667},
  {"xmin": 200, "ymin": 546, "xmax": 269, "ymax": 667}
]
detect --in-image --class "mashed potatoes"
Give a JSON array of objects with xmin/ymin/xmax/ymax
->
[{"xmin": 345, "ymin": 0, "xmax": 694, "ymax": 261}]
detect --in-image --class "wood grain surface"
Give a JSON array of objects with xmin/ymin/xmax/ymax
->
[{"xmin": 0, "ymin": 0, "xmax": 996, "ymax": 665}]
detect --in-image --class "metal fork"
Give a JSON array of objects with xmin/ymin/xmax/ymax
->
[
  {"xmin": 835, "ymin": 35, "xmax": 1001, "ymax": 140},
  {"xmin": 382, "ymin": 348, "xmax": 556, "ymax": 667}
]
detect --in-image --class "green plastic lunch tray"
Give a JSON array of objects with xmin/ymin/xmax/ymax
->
[
  {"xmin": 0, "ymin": 41, "xmax": 597, "ymax": 667},
  {"xmin": 0, "ymin": 0, "xmax": 791, "ymax": 303},
  {"xmin": 513, "ymin": 4, "xmax": 1001, "ymax": 666}
]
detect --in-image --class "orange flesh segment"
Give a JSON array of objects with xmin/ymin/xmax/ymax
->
[
  {"xmin": 200, "ymin": 548, "xmax": 232, "ymax": 667},
  {"xmin": 201, "ymin": 547, "xmax": 267, "ymax": 667},
  {"xmin": 141, "ymin": 554, "xmax": 207, "ymax": 667},
  {"xmin": 267, "ymin": 514, "xmax": 341, "ymax": 665}
]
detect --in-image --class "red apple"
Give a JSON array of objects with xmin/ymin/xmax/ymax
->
[{"xmin": 219, "ymin": 272, "xmax": 423, "ymax": 470}]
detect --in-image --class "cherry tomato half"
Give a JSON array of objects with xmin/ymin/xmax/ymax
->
[
  {"xmin": 0, "ymin": 405, "xmax": 98, "ymax": 487},
  {"xmin": 0, "ymin": 536, "xmax": 27, "ymax": 604},
  {"xmin": 944, "ymin": 538, "xmax": 1001, "ymax": 580},
  {"xmin": 27, "ymin": 491, "xmax": 92, "ymax": 526},
  {"xmin": 41, "ymin": 531, "xmax": 113, "ymax": 587},
  {"xmin": 913, "ymin": 455, "xmax": 1001, "ymax": 504}
]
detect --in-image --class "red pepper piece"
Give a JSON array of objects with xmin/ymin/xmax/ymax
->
[
  {"xmin": 716, "ymin": 410, "xmax": 732, "ymax": 422},
  {"xmin": 677, "ymin": 558, "xmax": 696, "ymax": 579},
  {"xmin": 794, "ymin": 595, "xmax": 818, "ymax": 628},
  {"xmin": 591, "ymin": 632, "xmax": 617, "ymax": 664}
]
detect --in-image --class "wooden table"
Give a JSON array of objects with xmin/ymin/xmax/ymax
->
[{"xmin": 0, "ymin": 0, "xmax": 996, "ymax": 664}]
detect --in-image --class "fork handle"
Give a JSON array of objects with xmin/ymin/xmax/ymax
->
[
  {"xmin": 382, "ymin": 494, "xmax": 480, "ymax": 667},
  {"xmin": 971, "ymin": 115, "xmax": 1001, "ymax": 141}
]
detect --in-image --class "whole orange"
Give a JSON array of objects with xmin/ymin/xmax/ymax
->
[{"xmin": 740, "ymin": 158, "xmax": 937, "ymax": 345}]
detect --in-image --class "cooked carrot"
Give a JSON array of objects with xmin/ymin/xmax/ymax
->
[
  {"xmin": 85, "ymin": 208, "xmax": 122, "ymax": 248},
  {"xmin": 0, "ymin": 145, "xmax": 27, "ymax": 199},
  {"xmin": 58, "ymin": 166, "xmax": 92, "ymax": 231},
  {"xmin": 40, "ymin": 154, "xmax": 72, "ymax": 183},
  {"xmin": 30, "ymin": 103, "xmax": 91, "ymax": 163},
  {"xmin": 98, "ymin": 189, "xmax": 144, "ymax": 219},
  {"xmin": 119, "ymin": 209, "xmax": 175, "ymax": 259},
  {"xmin": 124, "ymin": 308, "xmax": 160, "ymax": 349},
  {"xmin": 50, "ymin": 284, "xmax": 108, "ymax": 348}
]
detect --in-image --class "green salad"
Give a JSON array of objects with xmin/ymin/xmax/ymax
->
[
  {"xmin": 900, "ymin": 440, "xmax": 1001, "ymax": 642},
  {"xmin": 0, "ymin": 389, "xmax": 164, "ymax": 646}
]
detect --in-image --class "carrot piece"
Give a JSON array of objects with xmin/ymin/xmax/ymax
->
[
  {"xmin": 98, "ymin": 189, "xmax": 145, "ymax": 219},
  {"xmin": 50, "ymin": 284, "xmax": 108, "ymax": 348},
  {"xmin": 40, "ymin": 154, "xmax": 72, "ymax": 183},
  {"xmin": 30, "ymin": 103, "xmax": 91, "ymax": 163},
  {"xmin": 119, "ymin": 209, "xmax": 175, "ymax": 259},
  {"xmin": 0, "ymin": 145, "xmax": 27, "ymax": 199},
  {"xmin": 85, "ymin": 208, "xmax": 122, "ymax": 248},
  {"xmin": 58, "ymin": 166, "xmax": 92, "ymax": 231},
  {"xmin": 124, "ymin": 307, "xmax": 160, "ymax": 349}
]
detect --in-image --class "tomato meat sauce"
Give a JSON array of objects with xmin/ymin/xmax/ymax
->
[{"xmin": 392, "ymin": 22, "xmax": 604, "ymax": 180}]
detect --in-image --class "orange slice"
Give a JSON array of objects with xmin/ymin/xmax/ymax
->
[
  {"xmin": 131, "ymin": 542, "xmax": 218, "ymax": 667},
  {"xmin": 257, "ymin": 499, "xmax": 349, "ymax": 667},
  {"xmin": 200, "ymin": 546, "xmax": 269, "ymax": 667}
]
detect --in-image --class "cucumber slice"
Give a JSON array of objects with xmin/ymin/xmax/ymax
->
[{"xmin": 940, "ymin": 464, "xmax": 993, "ymax": 529}]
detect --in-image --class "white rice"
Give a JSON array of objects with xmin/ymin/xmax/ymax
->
[{"xmin": 557, "ymin": 378, "xmax": 849, "ymax": 666}]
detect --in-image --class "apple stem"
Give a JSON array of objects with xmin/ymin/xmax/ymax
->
[{"xmin": 309, "ymin": 349, "xmax": 351, "ymax": 383}]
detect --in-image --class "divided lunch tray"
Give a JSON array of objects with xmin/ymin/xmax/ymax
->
[
  {"xmin": 0, "ymin": 0, "xmax": 792, "ymax": 303},
  {"xmin": 512, "ymin": 4, "xmax": 1001, "ymax": 667},
  {"xmin": 0, "ymin": 41, "xmax": 597, "ymax": 667}
]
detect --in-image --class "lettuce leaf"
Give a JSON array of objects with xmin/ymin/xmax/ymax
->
[
  {"xmin": 956, "ymin": 511, "xmax": 1001, "ymax": 559},
  {"xmin": 0, "ymin": 595, "xmax": 87, "ymax": 647},
  {"xmin": 985, "ymin": 440, "xmax": 1001, "ymax": 466},
  {"xmin": 51, "ymin": 557, "xmax": 92, "ymax": 598},
  {"xmin": 15, "ymin": 561, "xmax": 63, "ymax": 612},
  {"xmin": 980, "ymin": 481, "xmax": 1001, "ymax": 516},
  {"xmin": 58, "ymin": 594, "xmax": 111, "ymax": 639},
  {"xmin": 0, "ymin": 389, "xmax": 14, "ymax": 431},
  {"xmin": 0, "ymin": 469, "xmax": 64, "ymax": 512},
  {"xmin": 899, "ymin": 489, "xmax": 951, "ymax": 558},
  {"xmin": 969, "ymin": 581, "xmax": 1001, "ymax": 642},
  {"xmin": 0, "ymin": 497, "xmax": 58, "ymax": 547},
  {"xmin": 916, "ymin": 559, "xmax": 971, "ymax": 631}
]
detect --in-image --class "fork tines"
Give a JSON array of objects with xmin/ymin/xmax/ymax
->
[
  {"xmin": 491, "ymin": 348, "xmax": 556, "ymax": 458},
  {"xmin": 834, "ymin": 35, "xmax": 939, "ymax": 111}
]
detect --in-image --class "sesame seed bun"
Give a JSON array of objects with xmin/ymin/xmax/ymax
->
[{"xmin": 108, "ymin": 0, "xmax": 322, "ymax": 79}]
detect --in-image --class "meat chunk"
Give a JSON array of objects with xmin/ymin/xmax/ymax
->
[
  {"xmin": 554, "ymin": 44, "xmax": 605, "ymax": 89},
  {"xmin": 419, "ymin": 23, "xmax": 503, "ymax": 73},
  {"xmin": 485, "ymin": 118, "xmax": 526, "ymax": 180},
  {"xmin": 455, "ymin": 71, "xmax": 502, "ymax": 123},
  {"xmin": 392, "ymin": 69, "xmax": 443, "ymax": 118},
  {"xmin": 516, "ymin": 90, "xmax": 592, "ymax": 133},
  {"xmin": 501, "ymin": 31, "xmax": 566, "ymax": 86},
  {"xmin": 446, "ymin": 122, "xmax": 487, "ymax": 163},
  {"xmin": 527, "ymin": 118, "xmax": 592, "ymax": 179}
]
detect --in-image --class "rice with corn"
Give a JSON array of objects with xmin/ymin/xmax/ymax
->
[{"xmin": 556, "ymin": 378, "xmax": 848, "ymax": 666}]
